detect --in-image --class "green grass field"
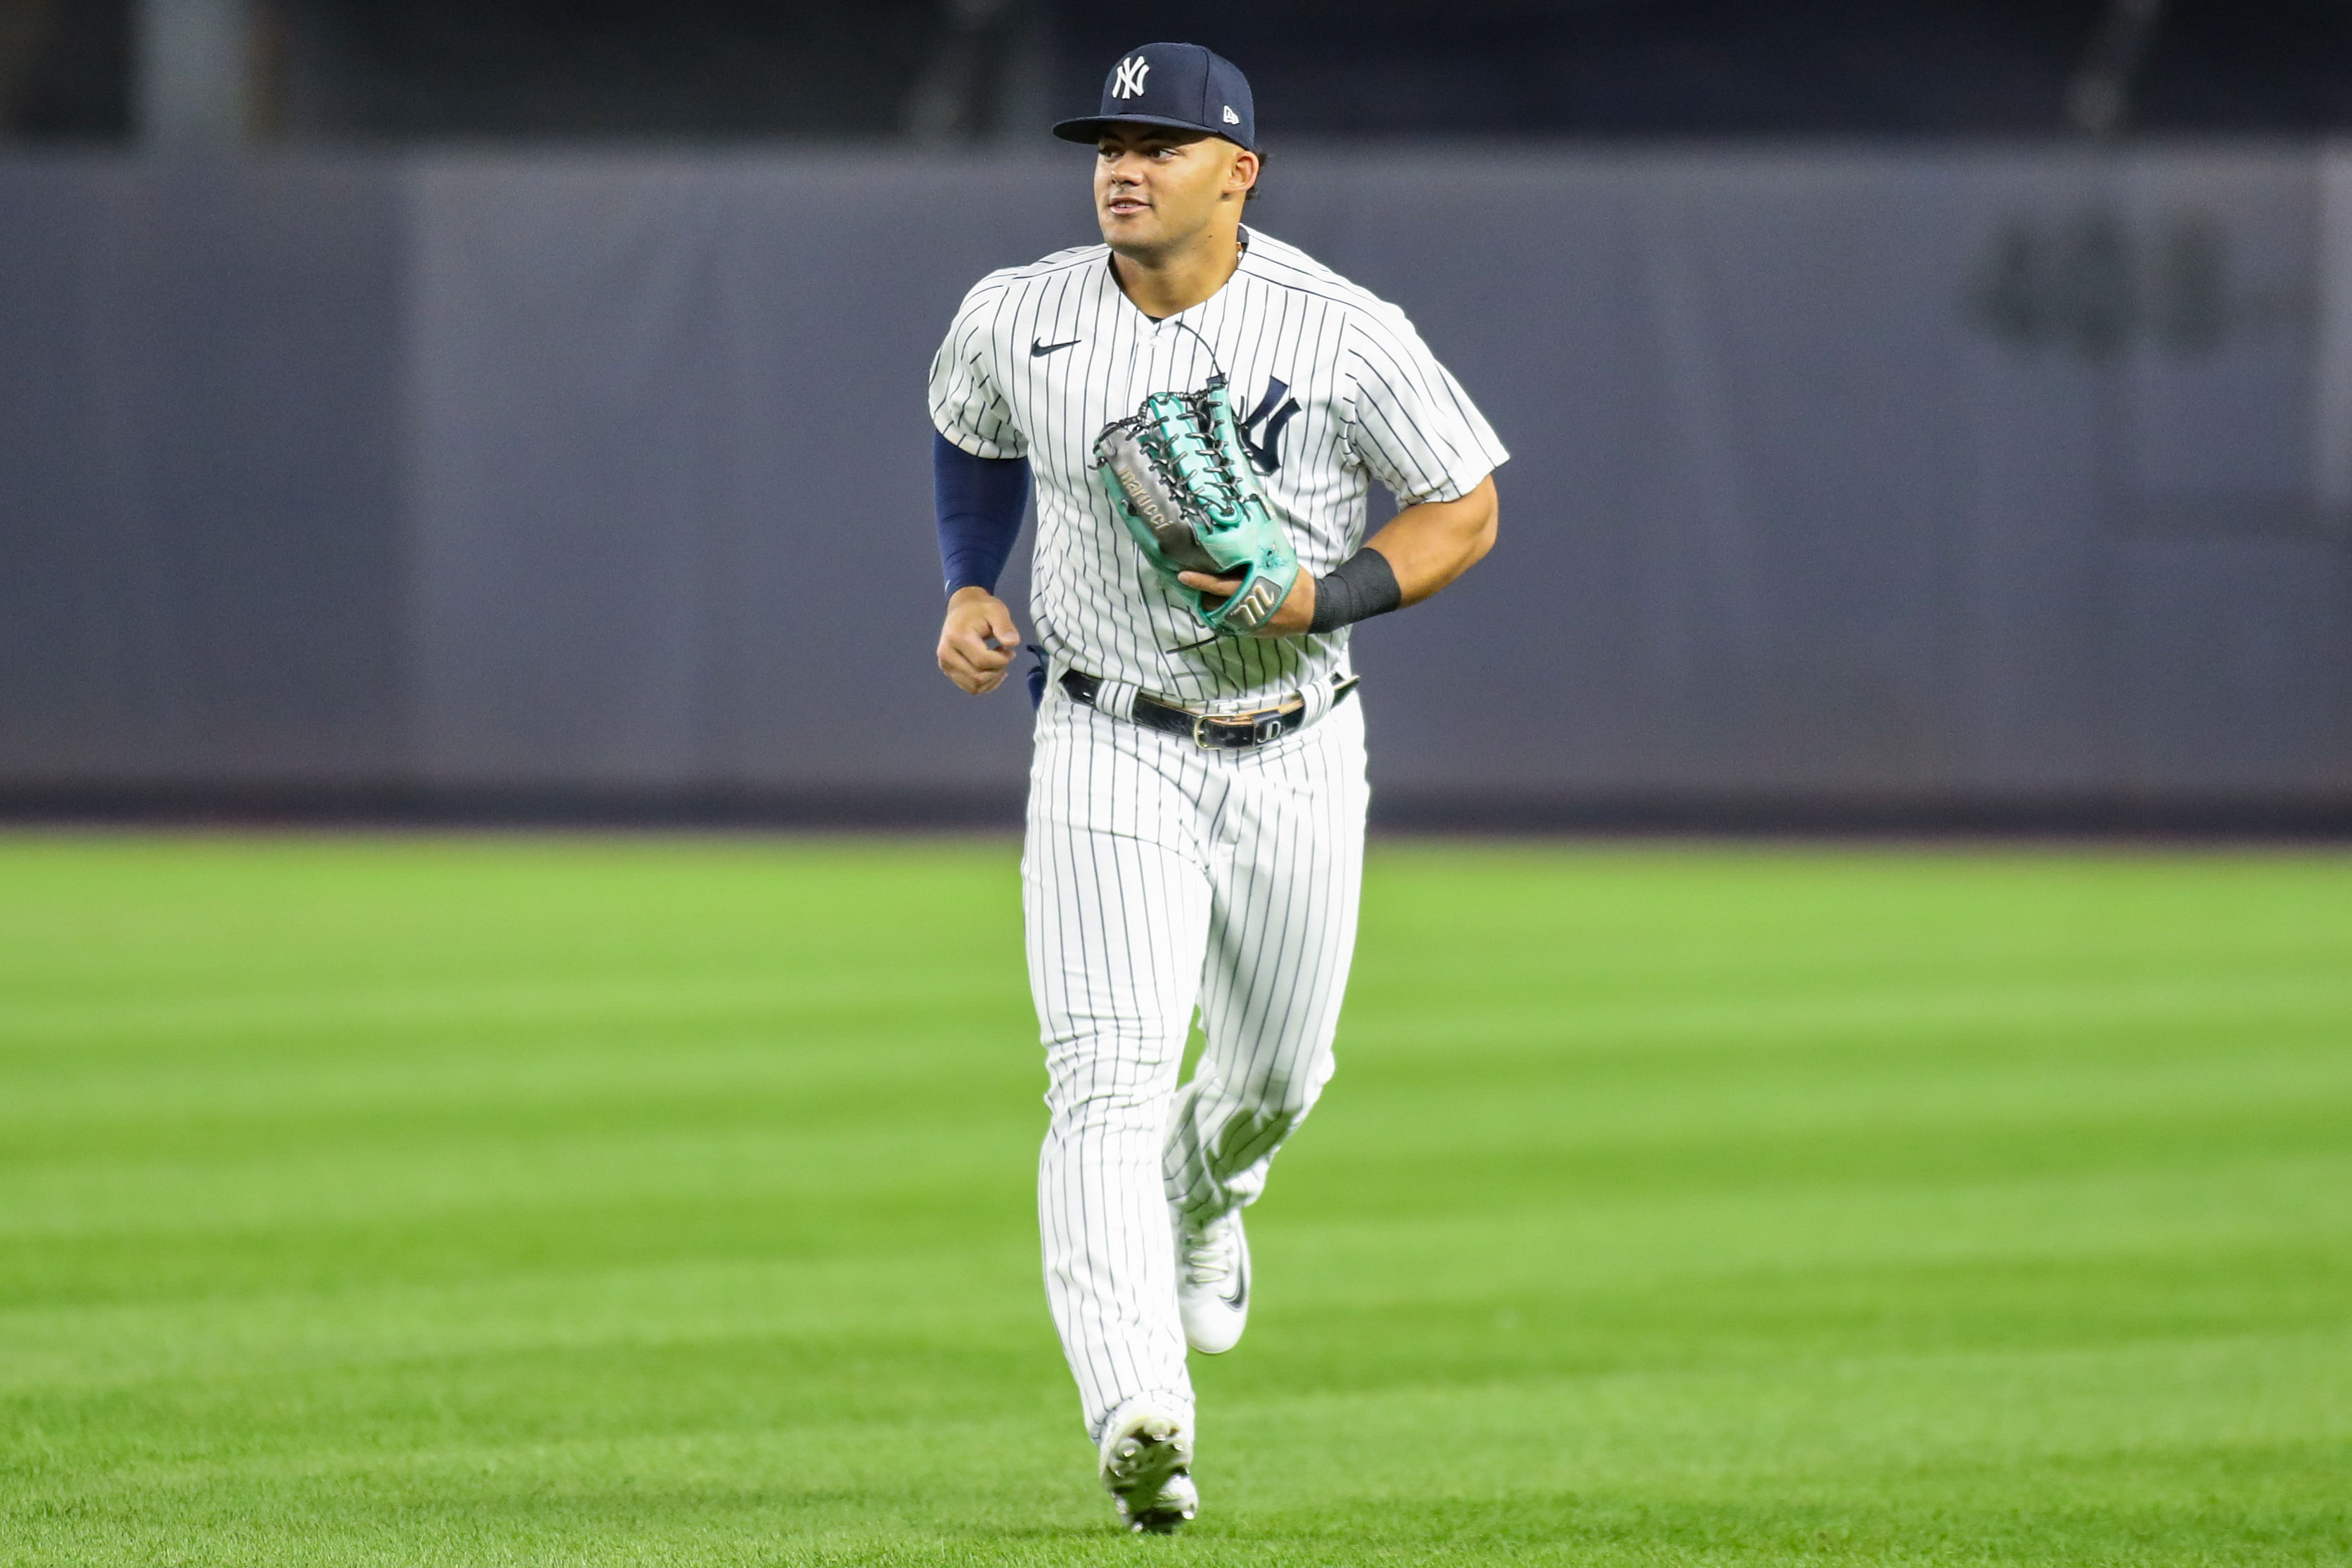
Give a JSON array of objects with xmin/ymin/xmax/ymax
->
[{"xmin": 3, "ymin": 835, "xmax": 2349, "ymax": 1566}]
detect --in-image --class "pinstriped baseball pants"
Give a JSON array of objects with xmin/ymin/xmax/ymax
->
[{"xmin": 1023, "ymin": 684, "xmax": 1370, "ymax": 1441}]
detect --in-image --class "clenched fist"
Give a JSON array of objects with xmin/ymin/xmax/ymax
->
[{"xmin": 937, "ymin": 587, "xmax": 1021, "ymax": 695}]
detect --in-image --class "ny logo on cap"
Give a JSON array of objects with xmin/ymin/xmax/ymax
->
[{"xmin": 1112, "ymin": 56, "xmax": 1150, "ymax": 98}]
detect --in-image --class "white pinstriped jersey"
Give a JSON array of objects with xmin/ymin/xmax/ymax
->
[{"xmin": 928, "ymin": 228, "xmax": 1508, "ymax": 708}]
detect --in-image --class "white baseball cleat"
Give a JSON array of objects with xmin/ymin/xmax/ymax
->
[
  {"xmin": 1098, "ymin": 1402, "xmax": 1197, "ymax": 1534},
  {"xmin": 1176, "ymin": 1210, "xmax": 1250, "ymax": 1354}
]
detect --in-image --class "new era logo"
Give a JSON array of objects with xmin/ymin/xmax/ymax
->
[
  {"xmin": 1223, "ymin": 106, "xmax": 1239, "ymax": 124},
  {"xmin": 1112, "ymin": 56, "xmax": 1150, "ymax": 98}
]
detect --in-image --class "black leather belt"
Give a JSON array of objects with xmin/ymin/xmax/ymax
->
[{"xmin": 1060, "ymin": 669, "xmax": 1358, "ymax": 751}]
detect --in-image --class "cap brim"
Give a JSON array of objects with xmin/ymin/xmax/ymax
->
[{"xmin": 1051, "ymin": 113, "xmax": 1252, "ymax": 150}]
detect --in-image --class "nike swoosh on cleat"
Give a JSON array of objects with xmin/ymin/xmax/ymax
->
[{"xmin": 1031, "ymin": 338, "xmax": 1082, "ymax": 356}]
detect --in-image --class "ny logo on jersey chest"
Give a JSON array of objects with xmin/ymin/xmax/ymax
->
[{"xmin": 1238, "ymin": 378, "xmax": 1302, "ymax": 474}]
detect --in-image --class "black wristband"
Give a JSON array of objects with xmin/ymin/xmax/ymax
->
[{"xmin": 1308, "ymin": 547, "xmax": 1403, "ymax": 634}]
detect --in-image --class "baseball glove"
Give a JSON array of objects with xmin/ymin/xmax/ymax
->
[{"xmin": 1092, "ymin": 378, "xmax": 1300, "ymax": 637}]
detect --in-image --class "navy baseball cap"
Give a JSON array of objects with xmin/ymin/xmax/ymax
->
[{"xmin": 1053, "ymin": 43, "xmax": 1256, "ymax": 151}]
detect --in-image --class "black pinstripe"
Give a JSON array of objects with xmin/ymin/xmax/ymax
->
[
  {"xmin": 1024, "ymin": 686, "xmax": 1370, "ymax": 1439},
  {"xmin": 927, "ymin": 229, "xmax": 1510, "ymax": 709},
  {"xmin": 933, "ymin": 230, "xmax": 1501, "ymax": 1444}
]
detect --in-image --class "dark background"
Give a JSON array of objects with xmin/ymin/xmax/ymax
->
[
  {"xmin": 5, "ymin": 2, "xmax": 2352, "ymax": 830},
  {"xmin": 14, "ymin": 1, "xmax": 2352, "ymax": 143}
]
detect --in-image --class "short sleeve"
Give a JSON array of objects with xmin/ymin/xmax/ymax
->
[
  {"xmin": 1343, "ymin": 306, "xmax": 1509, "ymax": 506},
  {"xmin": 927, "ymin": 280, "xmax": 1027, "ymax": 461}
]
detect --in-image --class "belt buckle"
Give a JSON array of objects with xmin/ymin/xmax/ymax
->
[{"xmin": 1190, "ymin": 707, "xmax": 1286, "ymax": 749}]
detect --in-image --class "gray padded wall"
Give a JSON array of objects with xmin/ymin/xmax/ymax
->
[
  {"xmin": 406, "ymin": 155, "xmax": 1078, "ymax": 790},
  {"xmin": 1316, "ymin": 149, "xmax": 2352, "ymax": 799},
  {"xmin": 0, "ymin": 156, "xmax": 406, "ymax": 785},
  {"xmin": 3, "ymin": 147, "xmax": 2349, "ymax": 807}
]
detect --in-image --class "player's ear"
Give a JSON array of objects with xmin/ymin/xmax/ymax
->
[{"xmin": 1228, "ymin": 148, "xmax": 1260, "ymax": 200}]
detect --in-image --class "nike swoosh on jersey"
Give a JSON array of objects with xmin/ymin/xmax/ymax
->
[{"xmin": 1031, "ymin": 338, "xmax": 1083, "ymax": 357}]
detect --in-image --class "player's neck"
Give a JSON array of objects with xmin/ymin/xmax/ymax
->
[{"xmin": 1109, "ymin": 227, "xmax": 1245, "ymax": 320}]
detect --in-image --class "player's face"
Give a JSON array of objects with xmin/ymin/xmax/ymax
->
[{"xmin": 1093, "ymin": 124, "xmax": 1253, "ymax": 259}]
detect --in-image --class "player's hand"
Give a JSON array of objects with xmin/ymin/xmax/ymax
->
[
  {"xmin": 938, "ymin": 587, "xmax": 1022, "ymax": 695},
  {"xmin": 1176, "ymin": 568, "xmax": 1316, "ymax": 636}
]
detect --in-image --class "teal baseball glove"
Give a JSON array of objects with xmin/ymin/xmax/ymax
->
[{"xmin": 1091, "ymin": 378, "xmax": 1301, "ymax": 637}]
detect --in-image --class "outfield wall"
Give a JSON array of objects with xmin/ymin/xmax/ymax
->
[{"xmin": 4, "ymin": 147, "xmax": 2351, "ymax": 821}]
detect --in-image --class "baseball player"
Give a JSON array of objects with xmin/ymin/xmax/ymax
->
[{"xmin": 927, "ymin": 41, "xmax": 1505, "ymax": 1534}]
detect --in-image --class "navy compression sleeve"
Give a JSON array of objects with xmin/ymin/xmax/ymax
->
[{"xmin": 934, "ymin": 432, "xmax": 1031, "ymax": 597}]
